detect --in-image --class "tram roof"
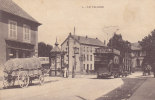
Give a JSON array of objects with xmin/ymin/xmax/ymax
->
[{"xmin": 95, "ymin": 48, "xmax": 120, "ymax": 56}]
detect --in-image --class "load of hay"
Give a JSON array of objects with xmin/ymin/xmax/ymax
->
[{"xmin": 4, "ymin": 57, "xmax": 42, "ymax": 73}]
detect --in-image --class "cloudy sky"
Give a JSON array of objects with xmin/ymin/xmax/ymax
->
[{"xmin": 13, "ymin": 0, "xmax": 155, "ymax": 46}]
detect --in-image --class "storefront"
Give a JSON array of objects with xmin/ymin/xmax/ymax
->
[{"xmin": 5, "ymin": 39, "xmax": 35, "ymax": 60}]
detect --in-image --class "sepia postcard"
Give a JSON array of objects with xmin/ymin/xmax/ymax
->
[{"xmin": 0, "ymin": 0, "xmax": 155, "ymax": 100}]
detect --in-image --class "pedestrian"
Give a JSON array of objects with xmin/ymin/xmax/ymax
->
[
  {"xmin": 152, "ymin": 62, "xmax": 155, "ymax": 78},
  {"xmin": 147, "ymin": 64, "xmax": 152, "ymax": 75},
  {"xmin": 142, "ymin": 63, "xmax": 147, "ymax": 76},
  {"xmin": 63, "ymin": 67, "xmax": 68, "ymax": 78}
]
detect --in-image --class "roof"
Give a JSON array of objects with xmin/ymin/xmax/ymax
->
[
  {"xmin": 0, "ymin": 0, "xmax": 40, "ymax": 24},
  {"xmin": 131, "ymin": 42, "xmax": 142, "ymax": 50},
  {"xmin": 61, "ymin": 34, "xmax": 105, "ymax": 47},
  {"xmin": 51, "ymin": 40, "xmax": 61, "ymax": 53},
  {"xmin": 4, "ymin": 57, "xmax": 41, "ymax": 72},
  {"xmin": 51, "ymin": 46, "xmax": 61, "ymax": 53}
]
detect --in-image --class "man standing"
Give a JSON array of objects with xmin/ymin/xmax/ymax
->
[
  {"xmin": 142, "ymin": 63, "xmax": 147, "ymax": 76},
  {"xmin": 63, "ymin": 67, "xmax": 69, "ymax": 78}
]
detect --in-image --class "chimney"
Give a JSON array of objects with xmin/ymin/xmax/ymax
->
[
  {"xmin": 96, "ymin": 37, "xmax": 98, "ymax": 39},
  {"xmin": 86, "ymin": 35, "xmax": 88, "ymax": 38}
]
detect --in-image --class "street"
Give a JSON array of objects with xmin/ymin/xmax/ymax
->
[{"xmin": 0, "ymin": 72, "xmax": 148, "ymax": 100}]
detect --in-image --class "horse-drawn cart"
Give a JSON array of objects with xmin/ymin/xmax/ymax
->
[{"xmin": 3, "ymin": 57, "xmax": 44, "ymax": 88}]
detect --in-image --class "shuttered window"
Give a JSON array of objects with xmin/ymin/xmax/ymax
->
[
  {"xmin": 23, "ymin": 24, "xmax": 31, "ymax": 42},
  {"xmin": 8, "ymin": 20, "xmax": 17, "ymax": 39}
]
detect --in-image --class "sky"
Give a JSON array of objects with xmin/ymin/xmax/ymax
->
[{"xmin": 13, "ymin": 0, "xmax": 155, "ymax": 46}]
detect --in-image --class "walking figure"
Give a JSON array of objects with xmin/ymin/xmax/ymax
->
[
  {"xmin": 142, "ymin": 63, "xmax": 147, "ymax": 76},
  {"xmin": 152, "ymin": 62, "xmax": 155, "ymax": 78},
  {"xmin": 147, "ymin": 64, "xmax": 151, "ymax": 75},
  {"xmin": 63, "ymin": 67, "xmax": 68, "ymax": 78}
]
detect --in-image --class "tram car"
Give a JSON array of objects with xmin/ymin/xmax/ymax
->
[{"xmin": 94, "ymin": 47, "xmax": 127, "ymax": 78}]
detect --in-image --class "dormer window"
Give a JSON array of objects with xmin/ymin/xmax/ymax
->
[
  {"xmin": 23, "ymin": 24, "xmax": 31, "ymax": 42},
  {"xmin": 8, "ymin": 20, "xmax": 17, "ymax": 39}
]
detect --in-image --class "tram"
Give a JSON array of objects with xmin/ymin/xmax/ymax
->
[{"xmin": 94, "ymin": 47, "xmax": 127, "ymax": 78}]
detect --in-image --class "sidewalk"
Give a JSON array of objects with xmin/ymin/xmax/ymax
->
[{"xmin": 129, "ymin": 77, "xmax": 155, "ymax": 100}]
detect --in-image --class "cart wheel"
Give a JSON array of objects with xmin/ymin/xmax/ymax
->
[
  {"xmin": 39, "ymin": 75, "xmax": 44, "ymax": 85},
  {"xmin": 18, "ymin": 71, "xmax": 29, "ymax": 88}
]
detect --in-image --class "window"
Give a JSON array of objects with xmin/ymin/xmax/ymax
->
[
  {"xmin": 90, "ymin": 64, "xmax": 92, "ymax": 70},
  {"xmin": 87, "ymin": 55, "xmax": 89, "ymax": 61},
  {"xmin": 23, "ymin": 24, "xmax": 31, "ymax": 42},
  {"xmin": 87, "ymin": 64, "xmax": 89, "ymax": 71},
  {"xmin": 90, "ymin": 55, "xmax": 92, "ymax": 61},
  {"xmin": 84, "ymin": 64, "xmax": 85, "ymax": 70},
  {"xmin": 90, "ymin": 47, "xmax": 92, "ymax": 52},
  {"xmin": 8, "ymin": 20, "xmax": 17, "ymax": 39},
  {"xmin": 87, "ymin": 47, "xmax": 89, "ymax": 52},
  {"xmin": 67, "ymin": 41, "xmax": 69, "ymax": 46},
  {"xmin": 84, "ymin": 46, "xmax": 85, "ymax": 52},
  {"xmin": 84, "ymin": 55, "xmax": 85, "ymax": 61}
]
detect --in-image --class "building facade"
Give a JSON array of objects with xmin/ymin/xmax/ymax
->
[
  {"xmin": 61, "ymin": 33, "xmax": 105, "ymax": 74},
  {"xmin": 131, "ymin": 43, "xmax": 146, "ymax": 71},
  {"xmin": 0, "ymin": 0, "xmax": 41, "ymax": 64}
]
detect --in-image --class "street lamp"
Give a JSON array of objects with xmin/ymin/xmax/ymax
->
[{"xmin": 72, "ymin": 47, "xmax": 79, "ymax": 78}]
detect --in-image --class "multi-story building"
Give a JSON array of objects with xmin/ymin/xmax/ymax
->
[
  {"xmin": 0, "ymin": 0, "xmax": 41, "ymax": 64},
  {"xmin": 131, "ymin": 42, "xmax": 146, "ymax": 71},
  {"xmin": 61, "ymin": 33, "xmax": 105, "ymax": 73}
]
